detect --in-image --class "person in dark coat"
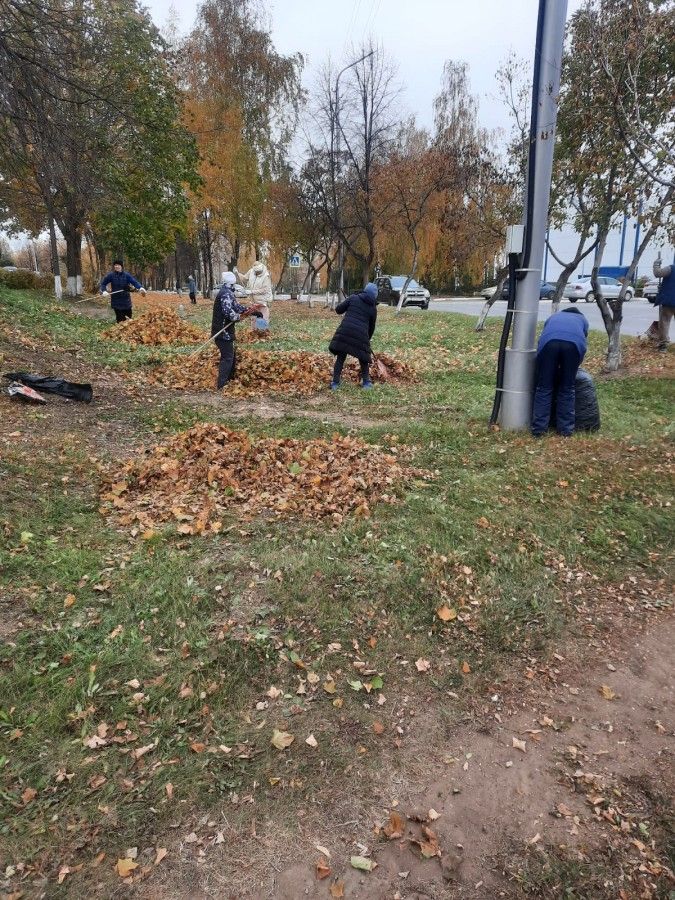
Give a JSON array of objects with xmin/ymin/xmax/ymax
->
[
  {"xmin": 653, "ymin": 253, "xmax": 675, "ymax": 350},
  {"xmin": 328, "ymin": 282, "xmax": 378, "ymax": 389},
  {"xmin": 211, "ymin": 271, "xmax": 263, "ymax": 389},
  {"xmin": 100, "ymin": 259, "xmax": 145, "ymax": 322},
  {"xmin": 188, "ymin": 274, "xmax": 197, "ymax": 305},
  {"xmin": 532, "ymin": 307, "xmax": 589, "ymax": 437}
]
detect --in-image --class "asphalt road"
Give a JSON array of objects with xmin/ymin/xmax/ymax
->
[{"xmin": 427, "ymin": 297, "xmax": 657, "ymax": 336}]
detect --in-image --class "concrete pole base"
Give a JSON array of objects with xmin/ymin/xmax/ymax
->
[{"xmin": 498, "ymin": 347, "xmax": 537, "ymax": 431}]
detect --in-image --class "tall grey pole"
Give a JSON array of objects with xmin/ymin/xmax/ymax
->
[
  {"xmin": 334, "ymin": 50, "xmax": 374, "ymax": 301},
  {"xmin": 499, "ymin": 0, "xmax": 568, "ymax": 431}
]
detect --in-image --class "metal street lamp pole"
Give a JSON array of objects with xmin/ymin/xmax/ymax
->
[
  {"xmin": 335, "ymin": 49, "xmax": 374, "ymax": 301},
  {"xmin": 499, "ymin": 0, "xmax": 568, "ymax": 431}
]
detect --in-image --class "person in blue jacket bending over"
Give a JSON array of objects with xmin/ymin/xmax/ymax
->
[
  {"xmin": 532, "ymin": 307, "xmax": 589, "ymax": 437},
  {"xmin": 100, "ymin": 259, "xmax": 146, "ymax": 323}
]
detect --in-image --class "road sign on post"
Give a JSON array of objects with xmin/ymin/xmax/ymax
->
[{"xmin": 289, "ymin": 254, "xmax": 301, "ymax": 268}]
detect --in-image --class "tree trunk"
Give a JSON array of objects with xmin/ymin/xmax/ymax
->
[
  {"xmin": 48, "ymin": 215, "xmax": 62, "ymax": 300},
  {"xmin": 275, "ymin": 257, "xmax": 288, "ymax": 293},
  {"xmin": 203, "ymin": 214, "xmax": 215, "ymax": 292},
  {"xmin": 395, "ymin": 244, "xmax": 419, "ymax": 315},
  {"xmin": 228, "ymin": 236, "xmax": 240, "ymax": 273},
  {"xmin": 475, "ymin": 266, "xmax": 508, "ymax": 331},
  {"xmin": 605, "ymin": 316, "xmax": 622, "ymax": 371},
  {"xmin": 64, "ymin": 225, "xmax": 82, "ymax": 297}
]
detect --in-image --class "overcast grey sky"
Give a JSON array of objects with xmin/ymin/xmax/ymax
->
[{"xmin": 148, "ymin": 0, "xmax": 586, "ymax": 133}]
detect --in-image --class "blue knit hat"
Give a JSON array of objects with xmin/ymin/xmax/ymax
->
[{"xmin": 364, "ymin": 282, "xmax": 378, "ymax": 300}]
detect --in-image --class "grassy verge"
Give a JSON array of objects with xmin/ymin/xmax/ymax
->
[{"xmin": 0, "ymin": 287, "xmax": 673, "ymax": 895}]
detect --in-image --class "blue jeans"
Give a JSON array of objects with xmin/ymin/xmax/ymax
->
[{"xmin": 532, "ymin": 340, "xmax": 581, "ymax": 436}]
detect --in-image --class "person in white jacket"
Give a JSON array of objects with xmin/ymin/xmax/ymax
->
[{"xmin": 234, "ymin": 261, "xmax": 272, "ymax": 325}]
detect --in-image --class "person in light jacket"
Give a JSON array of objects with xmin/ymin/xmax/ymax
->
[
  {"xmin": 653, "ymin": 253, "xmax": 675, "ymax": 350},
  {"xmin": 328, "ymin": 282, "xmax": 378, "ymax": 390},
  {"xmin": 234, "ymin": 261, "xmax": 273, "ymax": 324},
  {"xmin": 531, "ymin": 307, "xmax": 589, "ymax": 437}
]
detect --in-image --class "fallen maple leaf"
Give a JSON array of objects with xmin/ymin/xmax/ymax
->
[
  {"xmin": 329, "ymin": 882, "xmax": 345, "ymax": 898},
  {"xmin": 415, "ymin": 658, "xmax": 431, "ymax": 673},
  {"xmin": 64, "ymin": 593, "xmax": 76, "ymax": 608},
  {"xmin": 383, "ymin": 810, "xmax": 405, "ymax": 839},
  {"xmin": 512, "ymin": 737, "xmax": 527, "ymax": 753},
  {"xmin": 165, "ymin": 782, "xmax": 174, "ymax": 800},
  {"xmin": 461, "ymin": 661, "xmax": 471, "ymax": 674},
  {"xmin": 21, "ymin": 787, "xmax": 37, "ymax": 805},
  {"xmin": 599, "ymin": 684, "xmax": 617, "ymax": 701},
  {"xmin": 372, "ymin": 721, "xmax": 385, "ymax": 735},
  {"xmin": 305, "ymin": 734, "xmax": 318, "ymax": 749},
  {"xmin": 436, "ymin": 604, "xmax": 457, "ymax": 622},
  {"xmin": 154, "ymin": 848, "xmax": 168, "ymax": 866},
  {"xmin": 189, "ymin": 742, "xmax": 206, "ymax": 754},
  {"xmin": 116, "ymin": 858, "xmax": 139, "ymax": 878},
  {"xmin": 316, "ymin": 859, "xmax": 331, "ymax": 880},
  {"xmin": 271, "ymin": 729, "xmax": 294, "ymax": 750}
]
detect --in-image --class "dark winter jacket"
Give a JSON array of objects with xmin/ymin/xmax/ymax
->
[
  {"xmin": 211, "ymin": 285, "xmax": 261, "ymax": 341},
  {"xmin": 328, "ymin": 287, "xmax": 378, "ymax": 364},
  {"xmin": 654, "ymin": 259, "xmax": 675, "ymax": 308},
  {"xmin": 537, "ymin": 308, "xmax": 589, "ymax": 361},
  {"xmin": 100, "ymin": 270, "xmax": 142, "ymax": 310}
]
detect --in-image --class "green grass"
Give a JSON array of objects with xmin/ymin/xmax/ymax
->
[{"xmin": 0, "ymin": 287, "xmax": 673, "ymax": 894}]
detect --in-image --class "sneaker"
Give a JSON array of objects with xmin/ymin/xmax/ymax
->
[
  {"xmin": 330, "ymin": 382, "xmax": 340, "ymax": 391},
  {"xmin": 361, "ymin": 380, "xmax": 373, "ymax": 390}
]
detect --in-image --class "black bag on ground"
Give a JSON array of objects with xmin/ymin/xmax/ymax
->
[
  {"xmin": 550, "ymin": 368, "xmax": 600, "ymax": 432},
  {"xmin": 3, "ymin": 372, "xmax": 93, "ymax": 402}
]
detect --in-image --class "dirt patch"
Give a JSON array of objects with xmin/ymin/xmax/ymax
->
[{"xmin": 131, "ymin": 606, "xmax": 673, "ymax": 900}]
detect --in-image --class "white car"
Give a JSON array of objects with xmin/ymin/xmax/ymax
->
[
  {"xmin": 643, "ymin": 279, "xmax": 660, "ymax": 301},
  {"xmin": 563, "ymin": 275, "xmax": 633, "ymax": 303}
]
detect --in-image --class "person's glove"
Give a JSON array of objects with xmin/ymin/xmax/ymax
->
[
  {"xmin": 139, "ymin": 287, "xmax": 146, "ymax": 294},
  {"xmin": 100, "ymin": 291, "xmax": 107, "ymax": 297}
]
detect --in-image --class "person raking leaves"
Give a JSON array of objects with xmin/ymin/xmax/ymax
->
[
  {"xmin": 212, "ymin": 271, "xmax": 264, "ymax": 389},
  {"xmin": 100, "ymin": 259, "xmax": 145, "ymax": 322},
  {"xmin": 328, "ymin": 282, "xmax": 379, "ymax": 390}
]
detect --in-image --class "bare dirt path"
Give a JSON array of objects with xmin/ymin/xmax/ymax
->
[{"xmin": 138, "ymin": 600, "xmax": 673, "ymax": 900}]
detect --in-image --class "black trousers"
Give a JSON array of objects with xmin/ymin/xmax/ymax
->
[
  {"xmin": 532, "ymin": 339, "xmax": 581, "ymax": 436},
  {"xmin": 189, "ymin": 292, "xmax": 197, "ymax": 304},
  {"xmin": 216, "ymin": 339, "xmax": 236, "ymax": 389},
  {"xmin": 332, "ymin": 352, "xmax": 369, "ymax": 383},
  {"xmin": 114, "ymin": 308, "xmax": 132, "ymax": 323}
]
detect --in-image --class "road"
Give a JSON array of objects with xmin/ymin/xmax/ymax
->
[{"xmin": 426, "ymin": 297, "xmax": 657, "ymax": 336}]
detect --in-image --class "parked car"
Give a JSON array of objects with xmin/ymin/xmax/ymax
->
[
  {"xmin": 375, "ymin": 275, "xmax": 430, "ymax": 309},
  {"xmin": 1, "ymin": 265, "xmax": 18, "ymax": 272},
  {"xmin": 479, "ymin": 280, "xmax": 556, "ymax": 301},
  {"xmin": 643, "ymin": 279, "xmax": 660, "ymax": 301},
  {"xmin": 563, "ymin": 275, "xmax": 634, "ymax": 303}
]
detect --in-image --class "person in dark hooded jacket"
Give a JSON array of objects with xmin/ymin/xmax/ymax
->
[
  {"xmin": 328, "ymin": 282, "xmax": 378, "ymax": 389},
  {"xmin": 532, "ymin": 307, "xmax": 589, "ymax": 437}
]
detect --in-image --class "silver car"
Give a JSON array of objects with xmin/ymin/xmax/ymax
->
[{"xmin": 563, "ymin": 275, "xmax": 634, "ymax": 303}]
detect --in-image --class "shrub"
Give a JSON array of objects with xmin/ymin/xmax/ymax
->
[{"xmin": 0, "ymin": 269, "xmax": 54, "ymax": 290}]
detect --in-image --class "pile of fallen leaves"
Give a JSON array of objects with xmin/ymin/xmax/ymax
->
[
  {"xmin": 148, "ymin": 349, "xmax": 415, "ymax": 395},
  {"xmin": 100, "ymin": 423, "xmax": 428, "ymax": 531},
  {"xmin": 101, "ymin": 309, "xmax": 206, "ymax": 347}
]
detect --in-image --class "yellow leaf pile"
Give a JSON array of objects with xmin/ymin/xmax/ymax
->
[
  {"xmin": 148, "ymin": 349, "xmax": 416, "ymax": 396},
  {"xmin": 100, "ymin": 423, "xmax": 428, "ymax": 531},
  {"xmin": 101, "ymin": 310, "xmax": 207, "ymax": 346}
]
